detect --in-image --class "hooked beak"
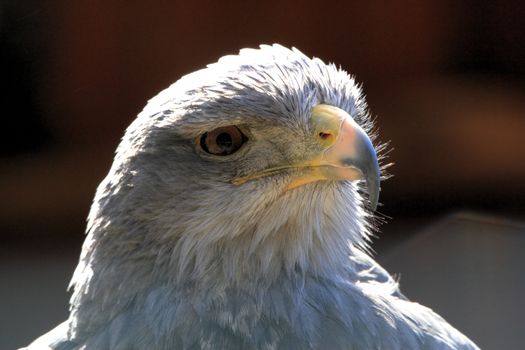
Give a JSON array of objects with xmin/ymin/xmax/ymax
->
[
  {"xmin": 289, "ymin": 104, "xmax": 380, "ymax": 210},
  {"xmin": 232, "ymin": 104, "xmax": 381, "ymax": 211}
]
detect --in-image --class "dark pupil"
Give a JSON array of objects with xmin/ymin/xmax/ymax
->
[{"xmin": 216, "ymin": 132, "xmax": 233, "ymax": 151}]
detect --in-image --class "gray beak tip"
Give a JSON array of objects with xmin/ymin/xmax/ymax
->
[{"xmin": 367, "ymin": 176, "xmax": 380, "ymax": 212}]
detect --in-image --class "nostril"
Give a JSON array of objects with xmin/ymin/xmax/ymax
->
[{"xmin": 318, "ymin": 132, "xmax": 332, "ymax": 140}]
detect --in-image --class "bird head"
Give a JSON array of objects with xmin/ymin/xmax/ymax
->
[{"xmin": 81, "ymin": 45, "xmax": 384, "ymax": 293}]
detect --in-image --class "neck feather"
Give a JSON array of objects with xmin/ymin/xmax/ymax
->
[{"xmin": 68, "ymin": 181, "xmax": 372, "ymax": 337}]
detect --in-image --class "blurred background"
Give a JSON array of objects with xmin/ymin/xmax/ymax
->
[{"xmin": 1, "ymin": 1, "xmax": 524, "ymax": 349}]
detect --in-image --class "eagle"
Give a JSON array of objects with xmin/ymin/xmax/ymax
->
[{"xmin": 24, "ymin": 45, "xmax": 479, "ymax": 349}]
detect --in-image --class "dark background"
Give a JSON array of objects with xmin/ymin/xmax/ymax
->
[{"xmin": 1, "ymin": 1, "xmax": 524, "ymax": 348}]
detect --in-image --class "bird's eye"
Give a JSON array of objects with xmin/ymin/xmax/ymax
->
[{"xmin": 199, "ymin": 126, "xmax": 247, "ymax": 156}]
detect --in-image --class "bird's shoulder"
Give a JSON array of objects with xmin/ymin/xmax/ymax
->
[
  {"xmin": 347, "ymin": 250, "xmax": 479, "ymax": 349},
  {"xmin": 21, "ymin": 321, "xmax": 78, "ymax": 350},
  {"xmin": 350, "ymin": 248, "xmax": 405, "ymax": 299}
]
